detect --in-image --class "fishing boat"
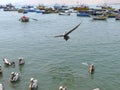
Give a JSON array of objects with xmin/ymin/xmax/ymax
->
[
  {"xmin": 20, "ymin": 16, "xmax": 29, "ymax": 22},
  {"xmin": 3, "ymin": 3, "xmax": 18, "ymax": 11},
  {"xmin": 18, "ymin": 9, "xmax": 24, "ymax": 13},
  {"xmin": 73, "ymin": 5, "xmax": 89, "ymax": 11},
  {"xmin": 92, "ymin": 15, "xmax": 107, "ymax": 20},
  {"xmin": 35, "ymin": 9, "xmax": 42, "ymax": 13},
  {"xmin": 29, "ymin": 78, "xmax": 38, "ymax": 90},
  {"xmin": 59, "ymin": 11, "xmax": 70, "ymax": 15},
  {"xmin": 9, "ymin": 72, "xmax": 19, "ymax": 82},
  {"xmin": 23, "ymin": 10, "xmax": 28, "ymax": 14},
  {"xmin": 77, "ymin": 10, "xmax": 90, "ymax": 17},
  {"xmin": 107, "ymin": 12, "xmax": 116, "ymax": 18},
  {"xmin": 115, "ymin": 14, "xmax": 120, "ymax": 20}
]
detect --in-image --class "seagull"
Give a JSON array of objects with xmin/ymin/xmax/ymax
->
[{"xmin": 54, "ymin": 23, "xmax": 81, "ymax": 41}]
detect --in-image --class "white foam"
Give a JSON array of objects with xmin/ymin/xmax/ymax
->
[
  {"xmin": 93, "ymin": 88, "xmax": 100, "ymax": 90},
  {"xmin": 82, "ymin": 62, "xmax": 88, "ymax": 66}
]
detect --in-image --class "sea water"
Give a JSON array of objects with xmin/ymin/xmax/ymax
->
[{"xmin": 0, "ymin": 10, "xmax": 120, "ymax": 90}]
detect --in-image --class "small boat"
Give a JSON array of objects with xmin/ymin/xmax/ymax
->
[
  {"xmin": 23, "ymin": 10, "xmax": 28, "ymax": 14},
  {"xmin": 73, "ymin": 5, "xmax": 89, "ymax": 11},
  {"xmin": 19, "ymin": 57, "xmax": 25, "ymax": 65},
  {"xmin": 0, "ymin": 83, "xmax": 4, "ymax": 90},
  {"xmin": 107, "ymin": 12, "xmax": 116, "ymax": 18},
  {"xmin": 42, "ymin": 10, "xmax": 51, "ymax": 14},
  {"xmin": 35, "ymin": 10, "xmax": 42, "ymax": 13},
  {"xmin": 59, "ymin": 11, "xmax": 70, "ymax": 16},
  {"xmin": 77, "ymin": 11, "xmax": 90, "ymax": 17},
  {"xmin": 115, "ymin": 14, "xmax": 120, "ymax": 20},
  {"xmin": 29, "ymin": 78, "xmax": 38, "ymax": 90},
  {"xmin": 20, "ymin": 16, "xmax": 29, "ymax": 22},
  {"xmin": 116, "ymin": 17, "xmax": 120, "ymax": 20},
  {"xmin": 18, "ymin": 9, "xmax": 24, "ymax": 13},
  {"xmin": 28, "ymin": 8, "xmax": 36, "ymax": 12},
  {"xmin": 9, "ymin": 72, "xmax": 19, "ymax": 82},
  {"xmin": 92, "ymin": 15, "xmax": 107, "ymax": 20}
]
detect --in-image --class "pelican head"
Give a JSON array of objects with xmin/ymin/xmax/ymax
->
[
  {"xmin": 59, "ymin": 86, "xmax": 67, "ymax": 90},
  {"xmin": 11, "ymin": 72, "xmax": 14, "ymax": 75},
  {"xmin": 30, "ymin": 78, "xmax": 34, "ymax": 82}
]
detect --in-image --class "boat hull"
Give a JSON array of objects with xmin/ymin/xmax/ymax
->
[
  {"xmin": 21, "ymin": 18, "xmax": 29, "ymax": 22},
  {"xmin": 92, "ymin": 15, "xmax": 107, "ymax": 20},
  {"xmin": 115, "ymin": 14, "xmax": 120, "ymax": 20}
]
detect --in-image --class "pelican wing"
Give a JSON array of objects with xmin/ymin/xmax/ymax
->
[
  {"xmin": 65, "ymin": 23, "xmax": 81, "ymax": 36},
  {"xmin": 54, "ymin": 35, "xmax": 64, "ymax": 37}
]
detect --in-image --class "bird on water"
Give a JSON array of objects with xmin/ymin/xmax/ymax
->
[{"xmin": 54, "ymin": 23, "xmax": 81, "ymax": 41}]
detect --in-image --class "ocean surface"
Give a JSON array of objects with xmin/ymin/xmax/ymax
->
[{"xmin": 0, "ymin": 10, "xmax": 120, "ymax": 90}]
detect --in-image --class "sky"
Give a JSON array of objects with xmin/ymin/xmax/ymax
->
[{"xmin": 0, "ymin": 0, "xmax": 120, "ymax": 5}]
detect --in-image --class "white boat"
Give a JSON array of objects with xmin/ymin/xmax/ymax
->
[
  {"xmin": 59, "ymin": 11, "xmax": 70, "ymax": 16},
  {"xmin": 0, "ymin": 83, "xmax": 4, "ymax": 90},
  {"xmin": 9, "ymin": 72, "xmax": 19, "ymax": 82},
  {"xmin": 29, "ymin": 78, "xmax": 38, "ymax": 90}
]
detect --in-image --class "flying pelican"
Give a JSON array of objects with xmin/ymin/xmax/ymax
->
[{"xmin": 54, "ymin": 23, "xmax": 81, "ymax": 41}]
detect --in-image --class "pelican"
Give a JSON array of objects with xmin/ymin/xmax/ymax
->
[
  {"xmin": 54, "ymin": 23, "xmax": 81, "ymax": 41},
  {"xmin": 19, "ymin": 57, "xmax": 25, "ymax": 65},
  {"xmin": 9, "ymin": 72, "xmax": 19, "ymax": 82},
  {"xmin": 29, "ymin": 78, "xmax": 38, "ymax": 90},
  {"xmin": 3, "ymin": 58, "xmax": 11, "ymax": 66}
]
